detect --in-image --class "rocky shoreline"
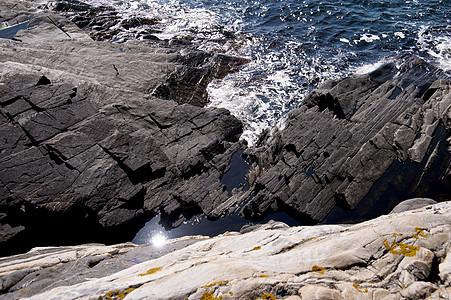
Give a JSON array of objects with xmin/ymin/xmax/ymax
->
[
  {"xmin": 0, "ymin": 0, "xmax": 250, "ymax": 256},
  {"xmin": 0, "ymin": 200, "xmax": 450, "ymax": 299},
  {"xmin": 0, "ymin": 0, "xmax": 450, "ymax": 299},
  {"xmin": 0, "ymin": 0, "xmax": 450, "ymax": 270}
]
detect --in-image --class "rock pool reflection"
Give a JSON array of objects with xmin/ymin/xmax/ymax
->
[
  {"xmin": 132, "ymin": 148, "xmax": 303, "ymax": 244},
  {"xmin": 132, "ymin": 210, "xmax": 303, "ymax": 244}
]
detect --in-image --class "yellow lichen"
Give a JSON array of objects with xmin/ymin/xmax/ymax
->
[
  {"xmin": 253, "ymin": 246, "xmax": 262, "ymax": 251},
  {"xmin": 138, "ymin": 266, "xmax": 163, "ymax": 276},
  {"xmin": 105, "ymin": 287, "xmax": 136, "ymax": 300},
  {"xmin": 260, "ymin": 274, "xmax": 269, "ymax": 278},
  {"xmin": 415, "ymin": 227, "xmax": 428, "ymax": 238},
  {"xmin": 302, "ymin": 235, "xmax": 322, "ymax": 242},
  {"xmin": 18, "ymin": 287, "xmax": 29, "ymax": 293},
  {"xmin": 312, "ymin": 265, "xmax": 325, "ymax": 274},
  {"xmin": 200, "ymin": 291, "xmax": 223, "ymax": 300},
  {"xmin": 203, "ymin": 280, "xmax": 230, "ymax": 289},
  {"xmin": 384, "ymin": 240, "xmax": 419, "ymax": 257},
  {"xmin": 353, "ymin": 283, "xmax": 368, "ymax": 293},
  {"xmin": 260, "ymin": 293, "xmax": 277, "ymax": 300},
  {"xmin": 201, "ymin": 280, "xmax": 231, "ymax": 300}
]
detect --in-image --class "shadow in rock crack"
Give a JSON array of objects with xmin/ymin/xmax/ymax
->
[{"xmin": 323, "ymin": 124, "xmax": 451, "ymax": 224}]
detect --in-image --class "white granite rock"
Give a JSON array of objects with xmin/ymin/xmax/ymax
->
[{"xmin": 0, "ymin": 201, "xmax": 446, "ymax": 299}]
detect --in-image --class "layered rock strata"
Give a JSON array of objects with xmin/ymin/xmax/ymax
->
[
  {"xmin": 0, "ymin": 1, "xmax": 246, "ymax": 255},
  {"xmin": 0, "ymin": 201, "xmax": 449, "ymax": 299},
  {"xmin": 242, "ymin": 59, "xmax": 451, "ymax": 222}
]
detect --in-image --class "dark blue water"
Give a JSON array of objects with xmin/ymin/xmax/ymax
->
[
  {"xmin": 86, "ymin": 0, "xmax": 450, "ymax": 143},
  {"xmin": 0, "ymin": 20, "xmax": 30, "ymax": 39}
]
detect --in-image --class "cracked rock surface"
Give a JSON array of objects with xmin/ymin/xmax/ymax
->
[
  {"xmin": 242, "ymin": 58, "xmax": 451, "ymax": 223},
  {"xmin": 0, "ymin": 1, "xmax": 245, "ymax": 255},
  {"xmin": 0, "ymin": 201, "xmax": 449, "ymax": 299}
]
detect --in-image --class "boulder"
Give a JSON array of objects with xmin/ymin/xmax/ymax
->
[{"xmin": 390, "ymin": 198, "xmax": 437, "ymax": 214}]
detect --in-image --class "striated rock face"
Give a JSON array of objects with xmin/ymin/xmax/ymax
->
[
  {"xmin": 0, "ymin": 201, "xmax": 449, "ymax": 299},
  {"xmin": 242, "ymin": 59, "xmax": 451, "ymax": 223},
  {"xmin": 0, "ymin": 1, "xmax": 246, "ymax": 255}
]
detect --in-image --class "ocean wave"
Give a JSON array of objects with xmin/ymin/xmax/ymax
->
[
  {"xmin": 77, "ymin": 0, "xmax": 450, "ymax": 145},
  {"xmin": 417, "ymin": 25, "xmax": 451, "ymax": 73}
]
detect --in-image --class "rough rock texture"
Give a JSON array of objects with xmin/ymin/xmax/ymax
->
[
  {"xmin": 242, "ymin": 59, "xmax": 451, "ymax": 223},
  {"xmin": 0, "ymin": 1, "xmax": 247, "ymax": 255},
  {"xmin": 0, "ymin": 201, "xmax": 449, "ymax": 299},
  {"xmin": 39, "ymin": 0, "xmax": 250, "ymax": 107}
]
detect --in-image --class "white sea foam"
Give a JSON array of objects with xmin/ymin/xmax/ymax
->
[
  {"xmin": 353, "ymin": 60, "xmax": 387, "ymax": 75},
  {"xmin": 77, "ymin": 0, "xmax": 450, "ymax": 147},
  {"xmin": 339, "ymin": 38, "xmax": 350, "ymax": 44},
  {"xmin": 417, "ymin": 25, "xmax": 451, "ymax": 72},
  {"xmin": 359, "ymin": 33, "xmax": 380, "ymax": 43},
  {"xmin": 81, "ymin": 0, "xmax": 242, "ymax": 43},
  {"xmin": 394, "ymin": 32, "xmax": 405, "ymax": 39}
]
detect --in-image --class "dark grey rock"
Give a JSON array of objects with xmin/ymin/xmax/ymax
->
[
  {"xmin": 242, "ymin": 57, "xmax": 451, "ymax": 223},
  {"xmin": 0, "ymin": 3, "xmax": 246, "ymax": 256}
]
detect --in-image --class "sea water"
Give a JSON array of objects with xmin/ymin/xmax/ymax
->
[
  {"xmin": 81, "ymin": 0, "xmax": 450, "ymax": 145},
  {"xmin": 77, "ymin": 0, "xmax": 450, "ymax": 243}
]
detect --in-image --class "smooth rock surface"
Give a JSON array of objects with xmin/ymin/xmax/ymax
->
[
  {"xmin": 390, "ymin": 198, "xmax": 438, "ymax": 214},
  {"xmin": 0, "ymin": 201, "xmax": 448, "ymax": 299}
]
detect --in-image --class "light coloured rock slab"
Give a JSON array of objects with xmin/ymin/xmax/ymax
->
[{"xmin": 0, "ymin": 201, "xmax": 447, "ymax": 300}]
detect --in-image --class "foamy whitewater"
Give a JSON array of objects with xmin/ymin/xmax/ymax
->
[{"xmin": 80, "ymin": 0, "xmax": 450, "ymax": 145}]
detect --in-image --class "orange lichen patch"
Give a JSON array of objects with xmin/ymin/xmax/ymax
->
[
  {"xmin": 383, "ymin": 240, "xmax": 419, "ymax": 257},
  {"xmin": 202, "ymin": 280, "xmax": 230, "ymax": 289},
  {"xmin": 105, "ymin": 288, "xmax": 135, "ymax": 300},
  {"xmin": 138, "ymin": 267, "xmax": 162, "ymax": 276},
  {"xmin": 201, "ymin": 280, "xmax": 231, "ymax": 300},
  {"xmin": 200, "ymin": 291, "xmax": 223, "ymax": 300},
  {"xmin": 312, "ymin": 265, "xmax": 325, "ymax": 274},
  {"xmin": 353, "ymin": 283, "xmax": 368, "ymax": 293},
  {"xmin": 399, "ymin": 244, "xmax": 420, "ymax": 257},
  {"xmin": 301, "ymin": 235, "xmax": 323, "ymax": 242},
  {"xmin": 18, "ymin": 287, "xmax": 29, "ymax": 293},
  {"xmin": 260, "ymin": 293, "xmax": 277, "ymax": 300},
  {"xmin": 415, "ymin": 227, "xmax": 428, "ymax": 238},
  {"xmin": 260, "ymin": 274, "xmax": 269, "ymax": 278},
  {"xmin": 253, "ymin": 246, "xmax": 262, "ymax": 251}
]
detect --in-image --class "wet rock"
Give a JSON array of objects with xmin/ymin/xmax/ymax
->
[
  {"xmin": 0, "ymin": 201, "xmax": 448, "ymax": 299},
  {"xmin": 242, "ymin": 57, "xmax": 451, "ymax": 223}
]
